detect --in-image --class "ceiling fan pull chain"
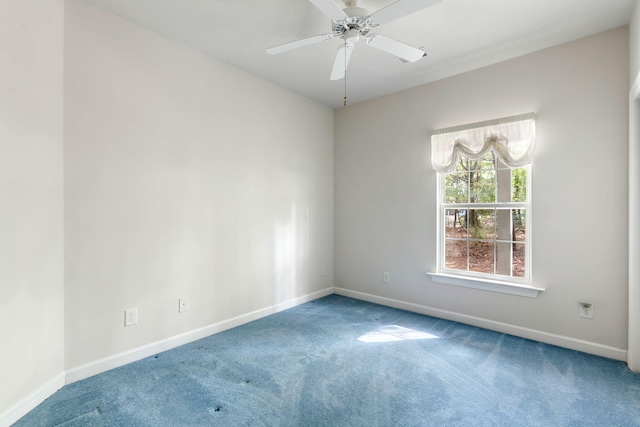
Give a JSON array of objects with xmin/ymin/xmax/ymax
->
[{"xmin": 344, "ymin": 37, "xmax": 348, "ymax": 107}]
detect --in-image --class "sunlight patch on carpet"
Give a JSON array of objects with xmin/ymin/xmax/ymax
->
[{"xmin": 357, "ymin": 325, "xmax": 439, "ymax": 343}]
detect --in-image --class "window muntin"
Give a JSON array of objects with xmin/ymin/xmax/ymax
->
[{"xmin": 439, "ymin": 152, "xmax": 530, "ymax": 282}]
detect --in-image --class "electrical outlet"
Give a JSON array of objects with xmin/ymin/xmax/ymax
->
[
  {"xmin": 321, "ymin": 266, "xmax": 326, "ymax": 276},
  {"xmin": 125, "ymin": 308, "xmax": 138, "ymax": 327},
  {"xmin": 579, "ymin": 301, "xmax": 594, "ymax": 319},
  {"xmin": 179, "ymin": 297, "xmax": 189, "ymax": 313},
  {"xmin": 383, "ymin": 272, "xmax": 391, "ymax": 284}
]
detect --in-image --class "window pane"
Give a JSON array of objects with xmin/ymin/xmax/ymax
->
[
  {"xmin": 444, "ymin": 172, "xmax": 468, "ymax": 203},
  {"xmin": 468, "ymin": 209, "xmax": 495, "ymax": 239},
  {"xmin": 512, "ymin": 168, "xmax": 527, "ymax": 202},
  {"xmin": 495, "ymin": 209, "xmax": 526, "ymax": 242},
  {"xmin": 469, "ymin": 241, "xmax": 494, "ymax": 274},
  {"xmin": 455, "ymin": 157, "xmax": 469, "ymax": 172},
  {"xmin": 513, "ymin": 209, "xmax": 526, "ymax": 242},
  {"xmin": 445, "ymin": 239, "xmax": 467, "ymax": 271},
  {"xmin": 445, "ymin": 209, "xmax": 467, "ymax": 238},
  {"xmin": 496, "ymin": 166, "xmax": 511, "ymax": 203},
  {"xmin": 496, "ymin": 242, "xmax": 512, "ymax": 276},
  {"xmin": 469, "ymin": 169, "xmax": 495, "ymax": 203},
  {"xmin": 495, "ymin": 209, "xmax": 512, "ymax": 241},
  {"xmin": 469, "ymin": 152, "xmax": 494, "ymax": 171},
  {"xmin": 513, "ymin": 243, "xmax": 526, "ymax": 278}
]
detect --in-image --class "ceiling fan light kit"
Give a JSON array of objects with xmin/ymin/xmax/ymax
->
[{"xmin": 267, "ymin": 0, "xmax": 442, "ymax": 81}]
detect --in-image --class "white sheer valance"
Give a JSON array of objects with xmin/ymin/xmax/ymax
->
[{"xmin": 430, "ymin": 113, "xmax": 536, "ymax": 173}]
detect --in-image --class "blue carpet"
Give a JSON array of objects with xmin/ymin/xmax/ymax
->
[{"xmin": 14, "ymin": 295, "xmax": 640, "ymax": 426}]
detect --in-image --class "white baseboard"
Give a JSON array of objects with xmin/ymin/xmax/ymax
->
[
  {"xmin": 65, "ymin": 287, "xmax": 333, "ymax": 384},
  {"xmin": 334, "ymin": 287, "xmax": 628, "ymax": 361},
  {"xmin": 4, "ymin": 285, "xmax": 626, "ymax": 427},
  {"xmin": 2, "ymin": 288, "xmax": 332, "ymax": 427},
  {"xmin": 0, "ymin": 373, "xmax": 65, "ymax": 427}
]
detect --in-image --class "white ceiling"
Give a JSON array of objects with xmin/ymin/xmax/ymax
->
[{"xmin": 83, "ymin": 0, "xmax": 635, "ymax": 109}]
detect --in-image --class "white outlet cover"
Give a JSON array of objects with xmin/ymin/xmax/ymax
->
[
  {"xmin": 125, "ymin": 308, "xmax": 138, "ymax": 327},
  {"xmin": 179, "ymin": 298, "xmax": 189, "ymax": 313}
]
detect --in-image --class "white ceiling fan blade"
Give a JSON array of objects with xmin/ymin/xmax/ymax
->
[
  {"xmin": 368, "ymin": 0, "xmax": 442, "ymax": 26},
  {"xmin": 366, "ymin": 35, "xmax": 426, "ymax": 62},
  {"xmin": 267, "ymin": 34, "xmax": 334, "ymax": 55},
  {"xmin": 330, "ymin": 44, "xmax": 354, "ymax": 80},
  {"xmin": 308, "ymin": 0, "xmax": 348, "ymax": 22}
]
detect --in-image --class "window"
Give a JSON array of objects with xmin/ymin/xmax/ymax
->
[
  {"xmin": 440, "ymin": 151, "xmax": 530, "ymax": 280},
  {"xmin": 430, "ymin": 113, "xmax": 539, "ymax": 294}
]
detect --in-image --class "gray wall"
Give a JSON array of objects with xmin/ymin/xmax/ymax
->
[
  {"xmin": 631, "ymin": 1, "xmax": 640, "ymax": 84},
  {"xmin": 63, "ymin": 0, "xmax": 334, "ymax": 370},
  {"xmin": 628, "ymin": 0, "xmax": 640, "ymax": 371},
  {"xmin": 334, "ymin": 27, "xmax": 629, "ymax": 358},
  {"xmin": 2, "ymin": 0, "xmax": 333, "ymax": 421},
  {"xmin": 0, "ymin": 0, "xmax": 65, "ymax": 418}
]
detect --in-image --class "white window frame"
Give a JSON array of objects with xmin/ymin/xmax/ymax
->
[{"xmin": 430, "ymin": 155, "xmax": 543, "ymax": 298}]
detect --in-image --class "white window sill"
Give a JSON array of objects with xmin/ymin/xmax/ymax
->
[{"xmin": 427, "ymin": 272, "xmax": 545, "ymax": 298}]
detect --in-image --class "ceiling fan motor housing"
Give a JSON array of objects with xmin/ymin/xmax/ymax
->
[{"xmin": 332, "ymin": 7, "xmax": 373, "ymax": 38}]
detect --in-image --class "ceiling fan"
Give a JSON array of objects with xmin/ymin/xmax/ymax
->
[{"xmin": 266, "ymin": 0, "xmax": 443, "ymax": 80}]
